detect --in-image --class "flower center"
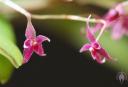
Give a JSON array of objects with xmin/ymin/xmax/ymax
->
[
  {"xmin": 92, "ymin": 42, "xmax": 100, "ymax": 49},
  {"xmin": 31, "ymin": 39, "xmax": 37, "ymax": 46},
  {"xmin": 89, "ymin": 47, "xmax": 93, "ymax": 51},
  {"xmin": 32, "ymin": 41, "xmax": 37, "ymax": 45}
]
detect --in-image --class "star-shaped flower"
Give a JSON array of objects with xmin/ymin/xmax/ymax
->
[
  {"xmin": 104, "ymin": 5, "xmax": 128, "ymax": 40},
  {"xmin": 23, "ymin": 19, "xmax": 50, "ymax": 63},
  {"xmin": 80, "ymin": 16, "xmax": 111, "ymax": 64}
]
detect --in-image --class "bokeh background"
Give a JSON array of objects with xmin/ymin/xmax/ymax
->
[{"xmin": 0, "ymin": 0, "xmax": 128, "ymax": 87}]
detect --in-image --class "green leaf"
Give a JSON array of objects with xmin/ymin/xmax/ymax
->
[
  {"xmin": 0, "ymin": 15, "xmax": 23, "ymax": 84},
  {"xmin": 0, "ymin": 54, "xmax": 13, "ymax": 84},
  {"xmin": 0, "ymin": 15, "xmax": 15, "ymax": 42},
  {"xmin": 0, "ymin": 36, "xmax": 23, "ymax": 68},
  {"xmin": 0, "ymin": 15, "xmax": 23, "ymax": 68}
]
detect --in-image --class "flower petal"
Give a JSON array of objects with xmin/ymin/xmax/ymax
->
[
  {"xmin": 25, "ymin": 19, "xmax": 36, "ymax": 39},
  {"xmin": 23, "ymin": 39, "xmax": 31, "ymax": 48},
  {"xmin": 23, "ymin": 47, "xmax": 33, "ymax": 63},
  {"xmin": 104, "ymin": 9, "xmax": 119, "ymax": 22},
  {"xmin": 111, "ymin": 21, "xmax": 123, "ymax": 40},
  {"xmin": 95, "ymin": 57, "xmax": 106, "ymax": 64},
  {"xmin": 80, "ymin": 44, "xmax": 91, "ymax": 53},
  {"xmin": 86, "ymin": 28, "xmax": 96, "ymax": 42},
  {"xmin": 116, "ymin": 5, "xmax": 125, "ymax": 15},
  {"xmin": 86, "ymin": 15, "xmax": 96, "ymax": 42},
  {"xmin": 91, "ymin": 23, "xmax": 103, "ymax": 33},
  {"xmin": 91, "ymin": 50, "xmax": 106, "ymax": 64},
  {"xmin": 122, "ymin": 16, "xmax": 128, "ymax": 30},
  {"xmin": 98, "ymin": 48, "xmax": 111, "ymax": 60},
  {"xmin": 91, "ymin": 50, "xmax": 96, "ymax": 60},
  {"xmin": 34, "ymin": 44, "xmax": 46, "ymax": 56},
  {"xmin": 36, "ymin": 35, "xmax": 50, "ymax": 44}
]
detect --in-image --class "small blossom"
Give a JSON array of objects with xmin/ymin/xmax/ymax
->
[
  {"xmin": 80, "ymin": 16, "xmax": 111, "ymax": 64},
  {"xmin": 23, "ymin": 19, "xmax": 50, "ymax": 63},
  {"xmin": 104, "ymin": 5, "xmax": 128, "ymax": 40}
]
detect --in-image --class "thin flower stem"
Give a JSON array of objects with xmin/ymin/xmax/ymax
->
[
  {"xmin": 96, "ymin": 20, "xmax": 107, "ymax": 41},
  {"xmin": 32, "ymin": 14, "xmax": 107, "ymax": 41},
  {"xmin": 0, "ymin": 0, "xmax": 31, "ymax": 18},
  {"xmin": 32, "ymin": 14, "xmax": 104, "ymax": 23}
]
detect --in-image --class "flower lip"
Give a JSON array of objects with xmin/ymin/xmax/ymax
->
[
  {"xmin": 31, "ymin": 38, "xmax": 38, "ymax": 46},
  {"xmin": 91, "ymin": 49, "xmax": 107, "ymax": 64},
  {"xmin": 32, "ymin": 41, "xmax": 37, "ymax": 46}
]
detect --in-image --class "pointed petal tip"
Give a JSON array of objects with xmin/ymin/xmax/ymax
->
[
  {"xmin": 44, "ymin": 36, "xmax": 50, "ymax": 42},
  {"xmin": 40, "ymin": 53, "xmax": 47, "ymax": 56},
  {"xmin": 47, "ymin": 38, "xmax": 51, "ymax": 42},
  {"xmin": 100, "ymin": 58, "xmax": 106, "ymax": 64},
  {"xmin": 79, "ymin": 48, "xmax": 83, "ymax": 53},
  {"xmin": 79, "ymin": 47, "xmax": 87, "ymax": 53},
  {"xmin": 96, "ymin": 58, "xmax": 106, "ymax": 64},
  {"xmin": 79, "ymin": 44, "xmax": 91, "ymax": 53},
  {"xmin": 37, "ymin": 35, "xmax": 51, "ymax": 43}
]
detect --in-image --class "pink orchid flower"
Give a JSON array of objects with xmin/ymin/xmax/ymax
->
[
  {"xmin": 23, "ymin": 19, "xmax": 50, "ymax": 63},
  {"xmin": 104, "ymin": 5, "xmax": 128, "ymax": 40},
  {"xmin": 80, "ymin": 17, "xmax": 111, "ymax": 64}
]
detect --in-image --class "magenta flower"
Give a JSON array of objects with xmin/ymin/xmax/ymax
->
[
  {"xmin": 104, "ymin": 5, "xmax": 128, "ymax": 40},
  {"xmin": 80, "ymin": 18, "xmax": 111, "ymax": 64},
  {"xmin": 23, "ymin": 19, "xmax": 50, "ymax": 63}
]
